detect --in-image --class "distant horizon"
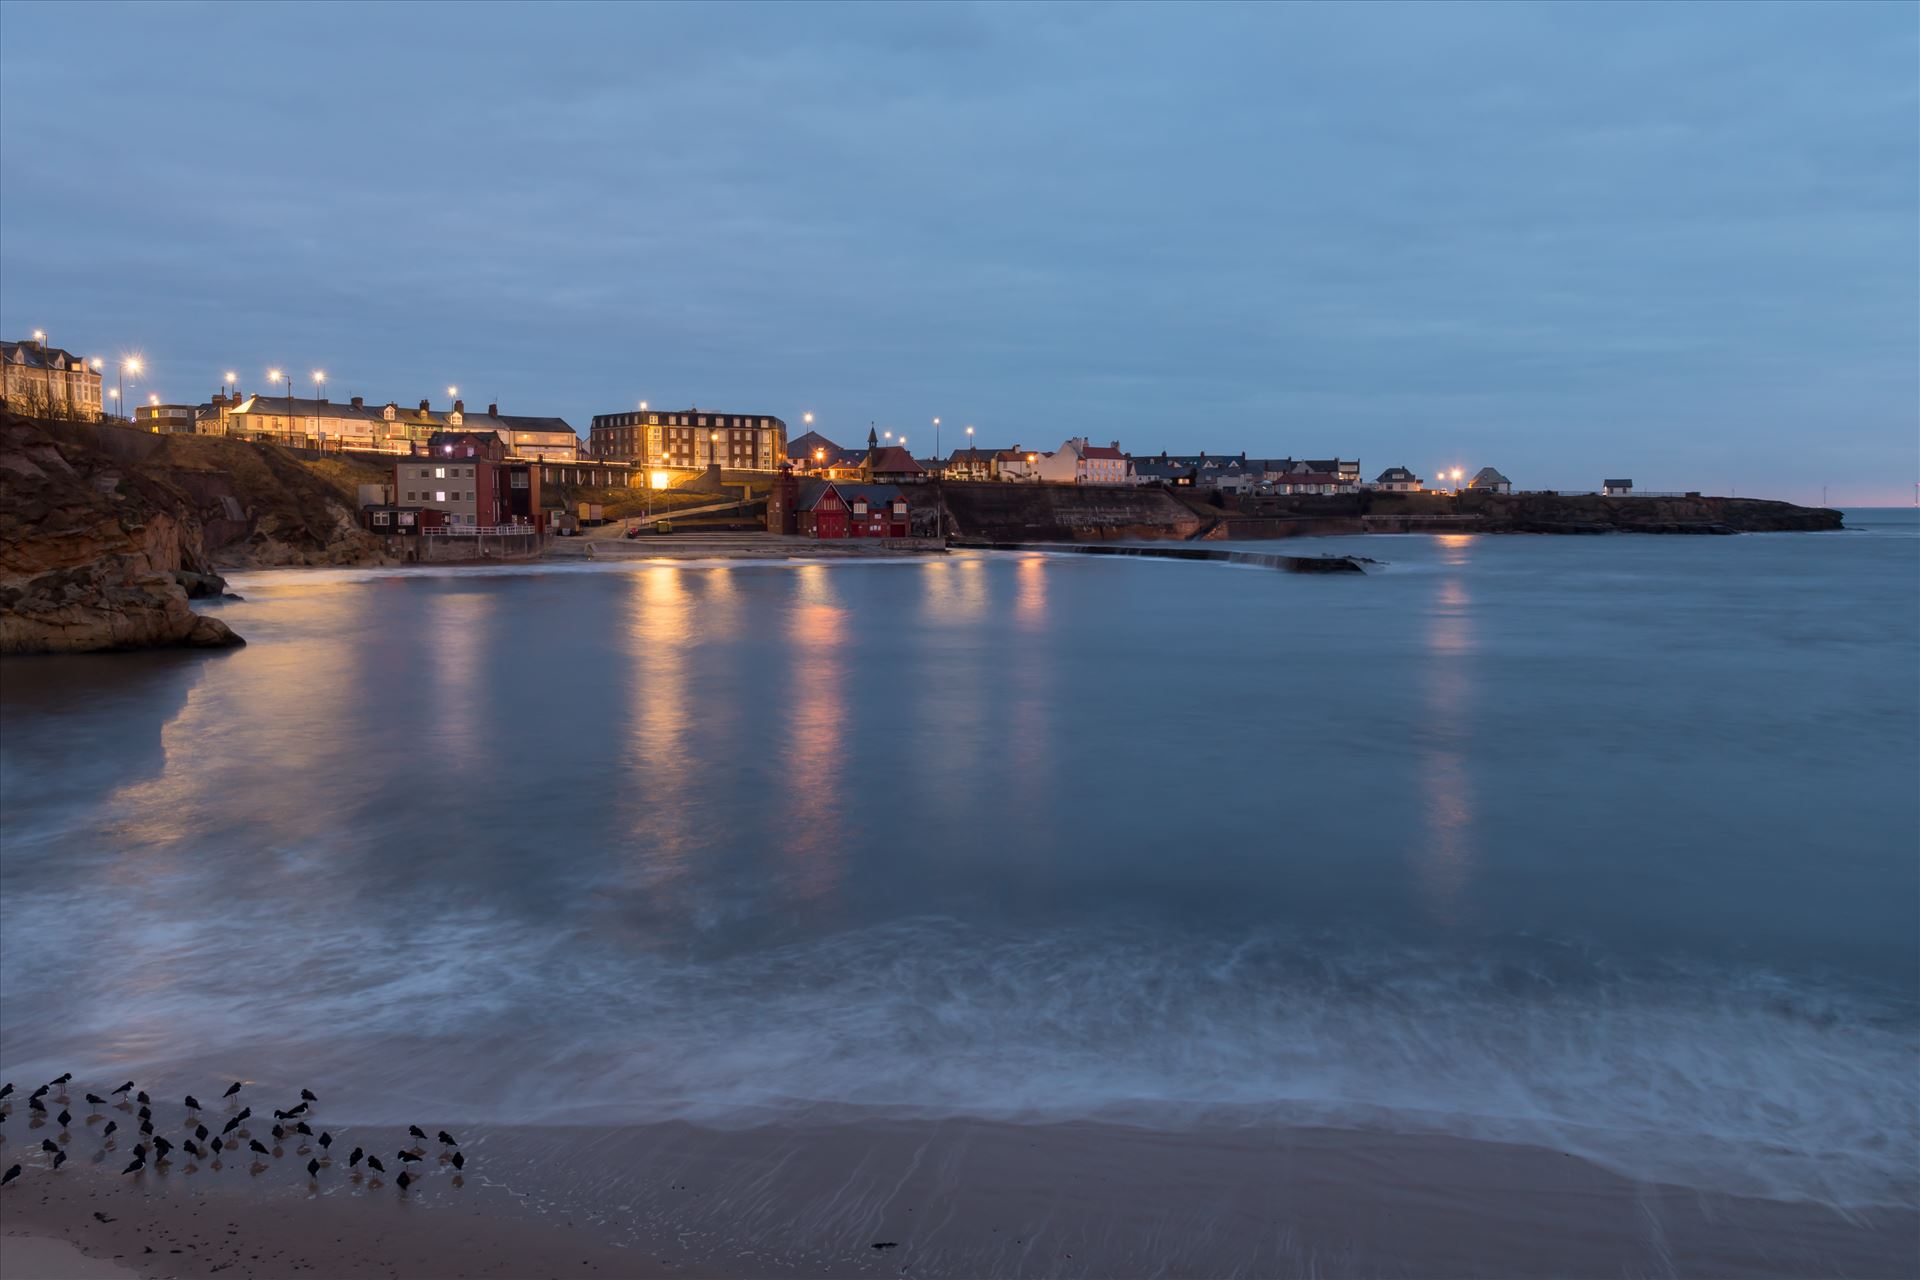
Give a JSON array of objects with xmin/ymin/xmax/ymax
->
[{"xmin": 2, "ymin": 2, "xmax": 1914, "ymax": 507}]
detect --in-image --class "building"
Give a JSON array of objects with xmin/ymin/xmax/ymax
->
[
  {"xmin": 448, "ymin": 404, "xmax": 579, "ymax": 460},
  {"xmin": 1602, "ymin": 478, "xmax": 1634, "ymax": 496},
  {"xmin": 2, "ymin": 337, "xmax": 103, "ymax": 420},
  {"xmin": 856, "ymin": 428, "xmax": 925, "ymax": 483},
  {"xmin": 1032, "ymin": 437, "xmax": 1132, "ymax": 485},
  {"xmin": 938, "ymin": 442, "xmax": 1022, "ymax": 481},
  {"xmin": 588, "ymin": 407, "xmax": 786, "ymax": 471},
  {"xmin": 1132, "ymin": 456, "xmax": 1197, "ymax": 487},
  {"xmin": 227, "ymin": 394, "xmax": 425, "ymax": 450},
  {"xmin": 786, "ymin": 430, "xmax": 868, "ymax": 478},
  {"xmin": 797, "ymin": 479, "xmax": 912, "ymax": 538},
  {"xmin": 1371, "ymin": 466, "xmax": 1423, "ymax": 492},
  {"xmin": 133, "ymin": 403, "xmax": 202, "ymax": 434},
  {"xmin": 995, "ymin": 448, "xmax": 1046, "ymax": 482},
  {"xmin": 392, "ymin": 431, "xmax": 542, "ymax": 527},
  {"xmin": 1468, "ymin": 466, "xmax": 1513, "ymax": 494}
]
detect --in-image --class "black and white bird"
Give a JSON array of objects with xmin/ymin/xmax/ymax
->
[
  {"xmin": 299, "ymin": 1089, "xmax": 317, "ymax": 1103},
  {"xmin": 294, "ymin": 1121, "xmax": 313, "ymax": 1137},
  {"xmin": 366, "ymin": 1155, "xmax": 385, "ymax": 1174},
  {"xmin": 396, "ymin": 1169, "xmax": 411, "ymax": 1190},
  {"xmin": 111, "ymin": 1082, "xmax": 135, "ymax": 1097},
  {"xmin": 222, "ymin": 1081, "xmax": 244, "ymax": 1100},
  {"xmin": 153, "ymin": 1136, "xmax": 173, "ymax": 1161},
  {"xmin": 29, "ymin": 1085, "xmax": 49, "ymax": 1102},
  {"xmin": 395, "ymin": 1149, "xmax": 421, "ymax": 1164},
  {"xmin": 271, "ymin": 1124, "xmax": 285, "ymax": 1141},
  {"xmin": 27, "ymin": 1096, "xmax": 45, "ymax": 1114},
  {"xmin": 84, "ymin": 1093, "xmax": 106, "ymax": 1108},
  {"xmin": 55, "ymin": 1109, "xmax": 70, "ymax": 1129},
  {"xmin": 1, "ymin": 1165, "xmax": 20, "ymax": 1186},
  {"xmin": 450, "ymin": 1151, "xmax": 465, "ymax": 1170},
  {"xmin": 184, "ymin": 1140, "xmax": 204, "ymax": 1160},
  {"xmin": 437, "ymin": 1130, "xmax": 458, "ymax": 1147},
  {"xmin": 134, "ymin": 1091, "xmax": 149, "ymax": 1106},
  {"xmin": 39, "ymin": 1139, "xmax": 58, "ymax": 1156},
  {"xmin": 121, "ymin": 1157, "xmax": 144, "ymax": 1175},
  {"xmin": 184, "ymin": 1095, "xmax": 203, "ymax": 1114},
  {"xmin": 102, "ymin": 1121, "xmax": 118, "ymax": 1139},
  {"xmin": 317, "ymin": 1132, "xmax": 332, "ymax": 1150},
  {"xmin": 222, "ymin": 1116, "xmax": 243, "ymax": 1136},
  {"xmin": 249, "ymin": 1139, "xmax": 269, "ymax": 1155},
  {"xmin": 0, "ymin": 1083, "xmax": 13, "ymax": 1101},
  {"xmin": 210, "ymin": 1136, "xmax": 223, "ymax": 1155},
  {"xmin": 306, "ymin": 1158, "xmax": 321, "ymax": 1177},
  {"xmin": 50, "ymin": 1073, "xmax": 71, "ymax": 1087},
  {"xmin": 50, "ymin": 1150, "xmax": 67, "ymax": 1170},
  {"xmin": 408, "ymin": 1124, "xmax": 428, "ymax": 1143},
  {"xmin": 347, "ymin": 1146, "xmax": 364, "ymax": 1167}
]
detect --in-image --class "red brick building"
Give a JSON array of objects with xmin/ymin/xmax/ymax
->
[{"xmin": 393, "ymin": 431, "xmax": 543, "ymax": 528}]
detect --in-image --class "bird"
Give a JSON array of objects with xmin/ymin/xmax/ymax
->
[
  {"xmin": 395, "ymin": 1149, "xmax": 421, "ymax": 1164},
  {"xmin": 318, "ymin": 1132, "xmax": 332, "ymax": 1150},
  {"xmin": 84, "ymin": 1093, "xmax": 106, "ymax": 1107},
  {"xmin": 221, "ymin": 1116, "xmax": 242, "ymax": 1136},
  {"xmin": 299, "ymin": 1089, "xmax": 317, "ymax": 1103},
  {"xmin": 271, "ymin": 1124, "xmax": 285, "ymax": 1141},
  {"xmin": 135, "ymin": 1091, "xmax": 149, "ymax": 1106},
  {"xmin": 153, "ymin": 1136, "xmax": 173, "ymax": 1160},
  {"xmin": 365, "ymin": 1155, "xmax": 385, "ymax": 1174},
  {"xmin": 50, "ymin": 1150, "xmax": 67, "ymax": 1170},
  {"xmin": 306, "ymin": 1158, "xmax": 320, "ymax": 1177},
  {"xmin": 0, "ymin": 1083, "xmax": 12, "ymax": 1100},
  {"xmin": 396, "ymin": 1170, "xmax": 411, "ymax": 1190},
  {"xmin": 184, "ymin": 1095, "xmax": 203, "ymax": 1113},
  {"xmin": 287, "ymin": 1102, "xmax": 310, "ymax": 1117},
  {"xmin": 195, "ymin": 1123, "xmax": 209, "ymax": 1142},
  {"xmin": 408, "ymin": 1124, "xmax": 427, "ymax": 1142},
  {"xmin": 294, "ymin": 1121, "xmax": 312, "ymax": 1137},
  {"xmin": 347, "ymin": 1147, "xmax": 364, "ymax": 1168},
  {"xmin": 28, "ymin": 1096, "xmax": 45, "ymax": 1114},
  {"xmin": 40, "ymin": 1139, "xmax": 58, "ymax": 1155},
  {"xmin": 184, "ymin": 1140, "xmax": 203, "ymax": 1160},
  {"xmin": 56, "ymin": 1109, "xmax": 70, "ymax": 1129},
  {"xmin": 249, "ymin": 1139, "xmax": 269, "ymax": 1156},
  {"xmin": 121, "ymin": 1158, "xmax": 144, "ymax": 1175},
  {"xmin": 131, "ymin": 1143, "xmax": 147, "ymax": 1162},
  {"xmin": 139, "ymin": 1120, "xmax": 153, "ymax": 1137},
  {"xmin": 210, "ymin": 1136, "xmax": 223, "ymax": 1155},
  {"xmin": 111, "ymin": 1082, "xmax": 134, "ymax": 1096},
  {"xmin": 102, "ymin": 1121, "xmax": 118, "ymax": 1139},
  {"xmin": 235, "ymin": 1106, "xmax": 251, "ymax": 1123},
  {"xmin": 450, "ymin": 1151, "xmax": 465, "ymax": 1170},
  {"xmin": 29, "ymin": 1085, "xmax": 49, "ymax": 1101},
  {"xmin": 50, "ymin": 1073, "xmax": 71, "ymax": 1087},
  {"xmin": 1, "ymin": 1165, "xmax": 19, "ymax": 1187},
  {"xmin": 437, "ymin": 1130, "xmax": 458, "ymax": 1147},
  {"xmin": 222, "ymin": 1081, "xmax": 243, "ymax": 1099},
  {"xmin": 137, "ymin": 1105, "xmax": 151, "ymax": 1121}
]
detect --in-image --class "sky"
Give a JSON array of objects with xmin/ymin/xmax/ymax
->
[{"xmin": 1, "ymin": 1, "xmax": 1914, "ymax": 504}]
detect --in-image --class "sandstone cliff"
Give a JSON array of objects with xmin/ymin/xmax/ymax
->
[{"xmin": 0, "ymin": 414, "xmax": 389, "ymax": 654}]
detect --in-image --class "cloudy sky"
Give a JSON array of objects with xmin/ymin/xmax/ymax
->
[{"xmin": 2, "ymin": 1, "xmax": 1913, "ymax": 502}]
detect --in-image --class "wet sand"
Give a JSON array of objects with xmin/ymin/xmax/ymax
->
[{"xmin": 2, "ymin": 1115, "xmax": 1913, "ymax": 1278}]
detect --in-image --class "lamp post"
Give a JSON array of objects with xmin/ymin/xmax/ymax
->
[
  {"xmin": 120, "ymin": 357, "xmax": 142, "ymax": 422},
  {"xmin": 108, "ymin": 387, "xmax": 119, "ymax": 418},
  {"xmin": 933, "ymin": 416, "xmax": 941, "ymax": 462},
  {"xmin": 268, "ymin": 368, "xmax": 293, "ymax": 445}
]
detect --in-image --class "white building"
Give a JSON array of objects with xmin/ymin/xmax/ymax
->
[
  {"xmin": 1371, "ymin": 466, "xmax": 1422, "ymax": 492},
  {"xmin": 1034, "ymin": 437, "xmax": 1132, "ymax": 485}
]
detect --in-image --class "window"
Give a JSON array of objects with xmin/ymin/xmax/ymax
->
[
  {"xmin": 435, "ymin": 491, "xmax": 447, "ymax": 502},
  {"xmin": 510, "ymin": 472, "xmax": 528, "ymax": 488},
  {"xmin": 373, "ymin": 512, "xmax": 391, "ymax": 526},
  {"xmin": 405, "ymin": 491, "xmax": 415, "ymax": 501},
  {"xmin": 434, "ymin": 467, "xmax": 446, "ymax": 478}
]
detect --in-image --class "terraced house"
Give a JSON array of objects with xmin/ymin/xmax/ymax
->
[{"xmin": 2, "ymin": 337, "xmax": 102, "ymax": 419}]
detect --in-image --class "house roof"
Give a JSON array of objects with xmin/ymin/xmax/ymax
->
[
  {"xmin": 797, "ymin": 479, "xmax": 909, "ymax": 511},
  {"xmin": 1276, "ymin": 472, "xmax": 1341, "ymax": 486},
  {"xmin": 1375, "ymin": 466, "xmax": 1418, "ymax": 482},
  {"xmin": 1302, "ymin": 459, "xmax": 1359, "ymax": 473},
  {"xmin": 868, "ymin": 446, "xmax": 923, "ymax": 474},
  {"xmin": 1081, "ymin": 445, "xmax": 1126, "ymax": 460},
  {"xmin": 1603, "ymin": 478, "xmax": 1633, "ymax": 487},
  {"xmin": 2, "ymin": 340, "xmax": 92, "ymax": 372},
  {"xmin": 1469, "ymin": 466, "xmax": 1512, "ymax": 486},
  {"xmin": 232, "ymin": 394, "xmax": 415, "ymax": 422},
  {"xmin": 497, "ymin": 414, "xmax": 576, "ymax": 437},
  {"xmin": 785, "ymin": 430, "xmax": 841, "ymax": 458}
]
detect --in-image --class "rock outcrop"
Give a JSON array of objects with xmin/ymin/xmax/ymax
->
[{"xmin": 0, "ymin": 414, "xmax": 388, "ymax": 654}]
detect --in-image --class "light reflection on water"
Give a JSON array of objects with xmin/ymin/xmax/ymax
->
[{"xmin": 1, "ymin": 537, "xmax": 1916, "ymax": 1207}]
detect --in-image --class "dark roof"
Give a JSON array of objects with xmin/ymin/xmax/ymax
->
[
  {"xmin": 1469, "ymin": 466, "xmax": 1512, "ymax": 486},
  {"xmin": 496, "ymin": 414, "xmax": 575, "ymax": 435},
  {"xmin": 1133, "ymin": 458, "xmax": 1197, "ymax": 478},
  {"xmin": 2, "ymin": 340, "xmax": 92, "ymax": 372},
  {"xmin": 867, "ymin": 446, "xmax": 923, "ymax": 474},
  {"xmin": 1375, "ymin": 466, "xmax": 1418, "ymax": 482},
  {"xmin": 1302, "ymin": 459, "xmax": 1359, "ymax": 473},
  {"xmin": 1603, "ymin": 478, "xmax": 1633, "ymax": 487},
  {"xmin": 231, "ymin": 394, "xmax": 406, "ymax": 422},
  {"xmin": 786, "ymin": 430, "xmax": 841, "ymax": 458},
  {"xmin": 797, "ymin": 479, "xmax": 909, "ymax": 511}
]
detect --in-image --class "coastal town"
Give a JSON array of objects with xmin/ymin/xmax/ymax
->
[{"xmin": 5, "ymin": 331, "xmax": 1685, "ymax": 557}]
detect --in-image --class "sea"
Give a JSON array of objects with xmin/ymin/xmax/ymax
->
[{"xmin": 1, "ymin": 511, "xmax": 1915, "ymax": 1222}]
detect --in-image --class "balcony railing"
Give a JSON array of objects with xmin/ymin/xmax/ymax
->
[{"xmin": 422, "ymin": 524, "xmax": 544, "ymax": 537}]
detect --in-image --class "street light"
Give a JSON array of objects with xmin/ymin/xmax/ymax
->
[
  {"xmin": 447, "ymin": 385, "xmax": 458, "ymax": 399},
  {"xmin": 32, "ymin": 329, "xmax": 45, "ymax": 343},
  {"xmin": 803, "ymin": 412, "xmax": 813, "ymax": 425},
  {"xmin": 933, "ymin": 416, "xmax": 941, "ymax": 459},
  {"xmin": 118, "ymin": 357, "xmax": 143, "ymax": 419},
  {"xmin": 108, "ymin": 387, "xmax": 119, "ymax": 417},
  {"xmin": 313, "ymin": 370, "xmax": 326, "ymax": 398}
]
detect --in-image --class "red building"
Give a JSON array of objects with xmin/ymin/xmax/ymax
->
[
  {"xmin": 393, "ymin": 431, "xmax": 543, "ymax": 528},
  {"xmin": 794, "ymin": 480, "xmax": 912, "ymax": 538}
]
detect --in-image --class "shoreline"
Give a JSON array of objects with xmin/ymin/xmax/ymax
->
[{"xmin": 3, "ymin": 1114, "xmax": 1912, "ymax": 1278}]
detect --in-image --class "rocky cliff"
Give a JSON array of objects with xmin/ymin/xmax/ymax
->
[{"xmin": 0, "ymin": 414, "xmax": 389, "ymax": 654}]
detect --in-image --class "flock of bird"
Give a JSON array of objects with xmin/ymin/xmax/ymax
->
[{"xmin": 0, "ymin": 1074, "xmax": 467, "ymax": 1193}]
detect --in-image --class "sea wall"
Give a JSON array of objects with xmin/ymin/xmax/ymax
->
[{"xmin": 934, "ymin": 481, "xmax": 1208, "ymax": 541}]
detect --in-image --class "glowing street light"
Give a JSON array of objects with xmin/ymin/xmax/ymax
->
[
  {"xmin": 447, "ymin": 385, "xmax": 458, "ymax": 399},
  {"xmin": 803, "ymin": 412, "xmax": 813, "ymax": 425},
  {"xmin": 32, "ymin": 329, "xmax": 45, "ymax": 343},
  {"xmin": 640, "ymin": 400, "xmax": 648, "ymax": 411},
  {"xmin": 117, "ymin": 356, "xmax": 144, "ymax": 418},
  {"xmin": 312, "ymin": 370, "xmax": 326, "ymax": 398},
  {"xmin": 90, "ymin": 357, "xmax": 103, "ymax": 370},
  {"xmin": 148, "ymin": 393, "xmax": 159, "ymax": 406}
]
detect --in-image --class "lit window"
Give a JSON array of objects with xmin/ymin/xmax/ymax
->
[
  {"xmin": 435, "ymin": 490, "xmax": 447, "ymax": 502},
  {"xmin": 434, "ymin": 467, "xmax": 446, "ymax": 478}
]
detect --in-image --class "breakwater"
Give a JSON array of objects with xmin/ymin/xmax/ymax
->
[{"xmin": 953, "ymin": 540, "xmax": 1370, "ymax": 573}]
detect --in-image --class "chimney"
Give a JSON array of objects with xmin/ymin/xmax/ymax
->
[
  {"xmin": 453, "ymin": 399, "xmax": 465, "ymax": 414},
  {"xmin": 351, "ymin": 395, "xmax": 364, "ymax": 409},
  {"xmin": 419, "ymin": 399, "xmax": 431, "ymax": 412},
  {"xmin": 487, "ymin": 403, "xmax": 497, "ymax": 417}
]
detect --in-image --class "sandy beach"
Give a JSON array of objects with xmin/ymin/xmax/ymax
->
[{"xmin": 3, "ymin": 1114, "xmax": 1914, "ymax": 1279}]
